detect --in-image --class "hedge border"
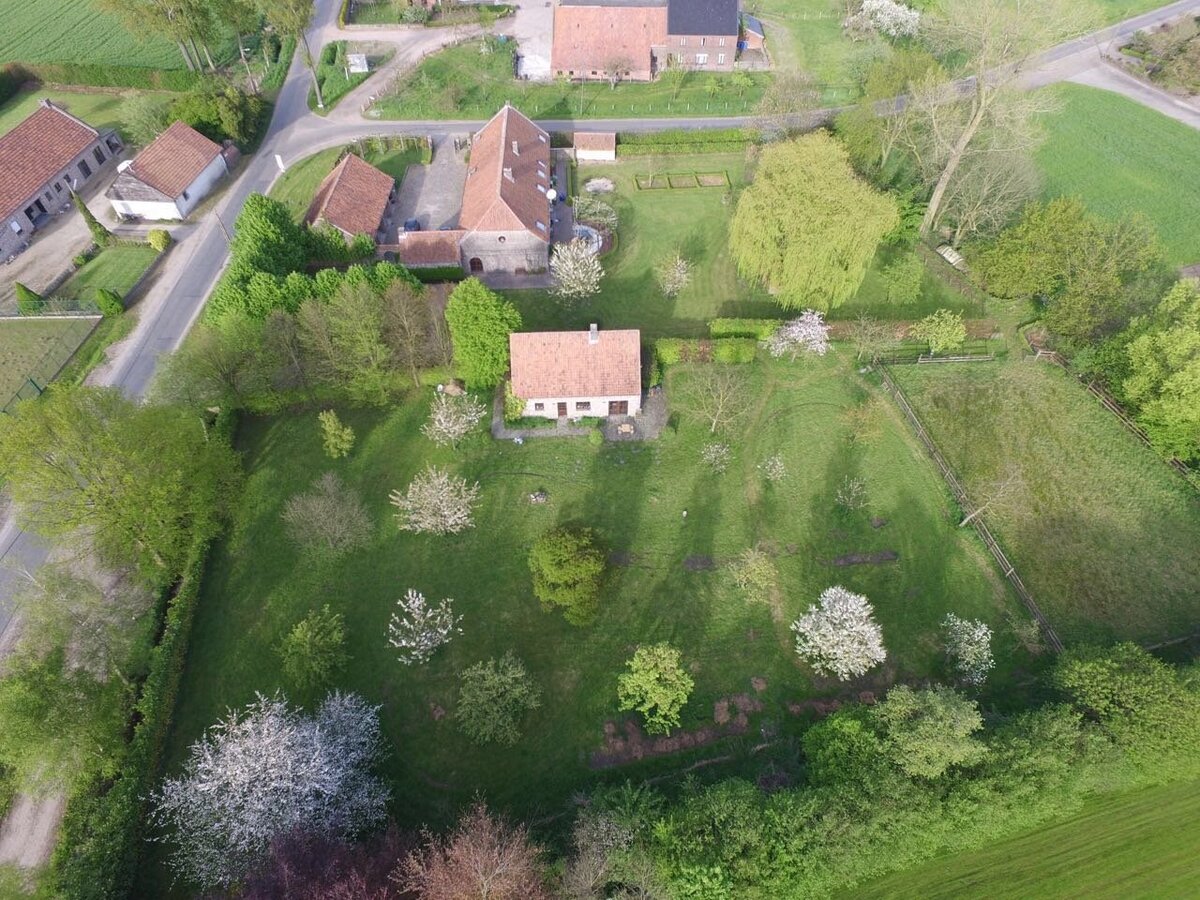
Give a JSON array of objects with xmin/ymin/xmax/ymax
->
[
  {"xmin": 18, "ymin": 62, "xmax": 206, "ymax": 92},
  {"xmin": 707, "ymin": 318, "xmax": 780, "ymax": 340}
]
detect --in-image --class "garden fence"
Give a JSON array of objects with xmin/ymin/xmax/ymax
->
[
  {"xmin": 1, "ymin": 316, "xmax": 100, "ymax": 415},
  {"xmin": 877, "ymin": 364, "xmax": 1065, "ymax": 654}
]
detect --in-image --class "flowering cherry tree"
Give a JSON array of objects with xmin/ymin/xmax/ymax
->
[
  {"xmin": 847, "ymin": 0, "xmax": 920, "ymax": 38},
  {"xmin": 388, "ymin": 589, "xmax": 462, "ymax": 664},
  {"xmin": 791, "ymin": 586, "xmax": 886, "ymax": 680},
  {"xmin": 550, "ymin": 239, "xmax": 603, "ymax": 306},
  {"xmin": 942, "ymin": 613, "xmax": 995, "ymax": 685},
  {"xmin": 390, "ymin": 466, "xmax": 480, "ymax": 535},
  {"xmin": 149, "ymin": 692, "xmax": 388, "ymax": 889},
  {"xmin": 422, "ymin": 393, "xmax": 488, "ymax": 448},
  {"xmin": 768, "ymin": 309, "xmax": 831, "ymax": 360}
]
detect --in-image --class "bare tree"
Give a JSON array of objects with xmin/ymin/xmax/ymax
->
[
  {"xmin": 572, "ymin": 195, "xmax": 619, "ymax": 231},
  {"xmin": 939, "ymin": 137, "xmax": 1041, "ymax": 244},
  {"xmin": 551, "ymin": 240, "xmax": 604, "ymax": 306},
  {"xmin": 390, "ymin": 466, "xmax": 480, "ymax": 535},
  {"xmin": 679, "ymin": 366, "xmax": 749, "ymax": 434},
  {"xmin": 604, "ymin": 55, "xmax": 633, "ymax": 89},
  {"xmin": 848, "ymin": 314, "xmax": 899, "ymax": 362},
  {"xmin": 283, "ymin": 472, "xmax": 374, "ymax": 557},
  {"xmin": 394, "ymin": 801, "xmax": 550, "ymax": 900},
  {"xmin": 383, "ymin": 280, "xmax": 436, "ymax": 387},
  {"xmin": 754, "ymin": 69, "xmax": 820, "ymax": 132},
  {"xmin": 958, "ymin": 464, "xmax": 1023, "ymax": 527},
  {"xmin": 422, "ymin": 393, "xmax": 488, "ymax": 448}
]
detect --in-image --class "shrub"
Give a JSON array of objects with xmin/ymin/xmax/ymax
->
[
  {"xmin": 0, "ymin": 63, "xmax": 30, "ymax": 106},
  {"xmin": 882, "ymin": 255, "xmax": 924, "ymax": 304},
  {"xmin": 456, "ymin": 652, "xmax": 542, "ymax": 746},
  {"xmin": 504, "ymin": 383, "xmax": 524, "ymax": 422},
  {"xmin": 73, "ymin": 252, "xmax": 90, "ymax": 268},
  {"xmin": 728, "ymin": 547, "xmax": 778, "ymax": 606},
  {"xmin": 617, "ymin": 643, "xmax": 694, "ymax": 735},
  {"xmin": 655, "ymin": 338, "xmax": 756, "ymax": 367},
  {"xmin": 95, "ymin": 288, "xmax": 125, "ymax": 317},
  {"xmin": 708, "ymin": 318, "xmax": 780, "ymax": 340},
  {"xmin": 147, "ymin": 230, "xmax": 172, "ymax": 252},
  {"xmin": 277, "ymin": 606, "xmax": 349, "ymax": 693},
  {"xmin": 529, "ymin": 527, "xmax": 606, "ymax": 626},
  {"xmin": 912, "ymin": 309, "xmax": 967, "ymax": 355},
  {"xmin": 588, "ymin": 427, "xmax": 604, "ymax": 447},
  {"xmin": 318, "ymin": 410, "xmax": 355, "ymax": 459}
]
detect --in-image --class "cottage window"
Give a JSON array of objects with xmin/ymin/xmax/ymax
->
[
  {"xmin": 498, "ymin": 235, "xmax": 506, "ymax": 242},
  {"xmin": 718, "ymin": 52, "xmax": 726, "ymax": 64},
  {"xmin": 537, "ymin": 184, "xmax": 546, "ymax": 193},
  {"xmin": 700, "ymin": 37, "xmax": 706, "ymax": 46},
  {"xmin": 696, "ymin": 53, "xmax": 708, "ymax": 65},
  {"xmin": 534, "ymin": 402, "xmax": 545, "ymax": 411},
  {"xmin": 78, "ymin": 159, "xmax": 92, "ymax": 179},
  {"xmin": 536, "ymin": 221, "xmax": 546, "ymax": 232},
  {"xmin": 679, "ymin": 37, "xmax": 687, "ymax": 46},
  {"xmin": 182, "ymin": 190, "xmax": 190, "ymax": 200},
  {"xmin": 575, "ymin": 401, "xmax": 591, "ymax": 412},
  {"xmin": 53, "ymin": 182, "xmax": 62, "ymax": 193},
  {"xmin": 719, "ymin": 37, "xmax": 726, "ymax": 47}
]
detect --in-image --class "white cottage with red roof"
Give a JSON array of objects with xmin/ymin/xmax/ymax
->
[
  {"xmin": 510, "ymin": 325, "xmax": 642, "ymax": 419},
  {"xmin": 106, "ymin": 121, "xmax": 228, "ymax": 221}
]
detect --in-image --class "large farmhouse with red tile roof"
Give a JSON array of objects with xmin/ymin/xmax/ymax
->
[
  {"xmin": 0, "ymin": 99, "xmax": 123, "ymax": 260},
  {"xmin": 552, "ymin": 0, "xmax": 743, "ymax": 82},
  {"xmin": 106, "ymin": 121, "xmax": 228, "ymax": 221},
  {"xmin": 510, "ymin": 325, "xmax": 643, "ymax": 419}
]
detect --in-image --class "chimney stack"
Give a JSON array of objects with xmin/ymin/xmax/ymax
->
[{"xmin": 588, "ymin": 323, "xmax": 599, "ymax": 345}]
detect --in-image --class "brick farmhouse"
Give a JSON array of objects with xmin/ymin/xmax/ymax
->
[
  {"xmin": 0, "ymin": 99, "xmax": 123, "ymax": 260},
  {"xmin": 551, "ymin": 0, "xmax": 744, "ymax": 81},
  {"xmin": 510, "ymin": 325, "xmax": 643, "ymax": 419}
]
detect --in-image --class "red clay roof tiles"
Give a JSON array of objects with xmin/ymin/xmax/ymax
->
[
  {"xmin": 510, "ymin": 328, "xmax": 642, "ymax": 398},
  {"xmin": 305, "ymin": 152, "xmax": 395, "ymax": 237},
  {"xmin": 0, "ymin": 100, "xmax": 99, "ymax": 219}
]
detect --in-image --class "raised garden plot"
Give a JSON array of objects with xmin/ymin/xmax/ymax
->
[{"xmin": 636, "ymin": 171, "xmax": 731, "ymax": 190}]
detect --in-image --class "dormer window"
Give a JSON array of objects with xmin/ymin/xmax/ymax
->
[{"xmin": 538, "ymin": 134, "xmax": 547, "ymax": 143}]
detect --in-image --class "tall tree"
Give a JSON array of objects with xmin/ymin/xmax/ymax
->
[
  {"xmin": 382, "ymin": 279, "xmax": 436, "ymax": 386},
  {"xmin": 873, "ymin": 685, "xmax": 987, "ymax": 779},
  {"xmin": 257, "ymin": 0, "xmax": 326, "ymax": 108},
  {"xmin": 153, "ymin": 311, "xmax": 269, "ymax": 409},
  {"xmin": 443, "ymin": 278, "xmax": 523, "ymax": 389}
]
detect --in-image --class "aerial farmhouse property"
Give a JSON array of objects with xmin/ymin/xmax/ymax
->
[
  {"xmin": 106, "ymin": 121, "xmax": 229, "ymax": 221},
  {"xmin": 509, "ymin": 325, "xmax": 643, "ymax": 419},
  {"xmin": 306, "ymin": 151, "xmax": 396, "ymax": 242},
  {"xmin": 551, "ymin": 0, "xmax": 742, "ymax": 81},
  {"xmin": 0, "ymin": 99, "xmax": 122, "ymax": 259}
]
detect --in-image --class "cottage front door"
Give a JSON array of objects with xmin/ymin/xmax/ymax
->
[
  {"xmin": 557, "ymin": 402, "xmax": 568, "ymax": 417},
  {"xmin": 608, "ymin": 400, "xmax": 628, "ymax": 415}
]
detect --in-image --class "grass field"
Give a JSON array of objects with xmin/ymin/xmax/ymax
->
[
  {"xmin": 157, "ymin": 353, "xmax": 1033, "ymax": 874},
  {"xmin": 854, "ymin": 779, "xmax": 1200, "ymax": 899},
  {"xmin": 1037, "ymin": 83, "xmax": 1200, "ymax": 266},
  {"xmin": 0, "ymin": 317, "xmax": 98, "ymax": 401},
  {"xmin": 0, "ymin": 0, "xmax": 184, "ymax": 67},
  {"xmin": 506, "ymin": 153, "xmax": 981, "ymax": 339},
  {"xmin": 746, "ymin": 0, "xmax": 876, "ymax": 93},
  {"xmin": 271, "ymin": 142, "xmax": 428, "ymax": 222},
  {"xmin": 373, "ymin": 40, "xmax": 771, "ymax": 120},
  {"xmin": 0, "ymin": 88, "xmax": 176, "ymax": 140},
  {"xmin": 56, "ymin": 244, "xmax": 160, "ymax": 304},
  {"xmin": 891, "ymin": 360, "xmax": 1200, "ymax": 645}
]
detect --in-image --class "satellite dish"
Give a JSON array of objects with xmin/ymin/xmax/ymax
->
[{"xmin": 546, "ymin": 188, "xmax": 558, "ymax": 202}]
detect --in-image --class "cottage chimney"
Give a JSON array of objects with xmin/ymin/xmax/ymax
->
[
  {"xmin": 503, "ymin": 166, "xmax": 514, "ymax": 181},
  {"xmin": 512, "ymin": 140, "xmax": 520, "ymax": 156},
  {"xmin": 588, "ymin": 323, "xmax": 599, "ymax": 345}
]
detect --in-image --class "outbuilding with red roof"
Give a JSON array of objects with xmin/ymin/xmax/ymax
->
[
  {"xmin": 106, "ymin": 121, "xmax": 228, "ymax": 221},
  {"xmin": 509, "ymin": 325, "xmax": 643, "ymax": 419}
]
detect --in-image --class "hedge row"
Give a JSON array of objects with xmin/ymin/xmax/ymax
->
[
  {"xmin": 655, "ymin": 337, "xmax": 757, "ymax": 366},
  {"xmin": 18, "ymin": 62, "xmax": 206, "ymax": 91},
  {"xmin": 618, "ymin": 127, "xmax": 757, "ymax": 145},
  {"xmin": 617, "ymin": 140, "xmax": 752, "ymax": 157},
  {"xmin": 50, "ymin": 411, "xmax": 235, "ymax": 900},
  {"xmin": 410, "ymin": 265, "xmax": 466, "ymax": 284},
  {"xmin": 338, "ymin": 0, "xmax": 352, "ymax": 27},
  {"xmin": 0, "ymin": 64, "xmax": 27, "ymax": 105},
  {"xmin": 707, "ymin": 318, "xmax": 780, "ymax": 340}
]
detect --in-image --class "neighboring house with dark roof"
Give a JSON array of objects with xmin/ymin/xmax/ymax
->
[
  {"xmin": 0, "ymin": 99, "xmax": 123, "ymax": 260},
  {"xmin": 306, "ymin": 152, "xmax": 396, "ymax": 242},
  {"xmin": 459, "ymin": 104, "xmax": 553, "ymax": 276},
  {"xmin": 509, "ymin": 325, "xmax": 643, "ymax": 419},
  {"xmin": 551, "ymin": 0, "xmax": 740, "ymax": 81},
  {"xmin": 106, "ymin": 121, "xmax": 227, "ymax": 221}
]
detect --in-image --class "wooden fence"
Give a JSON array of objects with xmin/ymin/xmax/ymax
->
[{"xmin": 878, "ymin": 364, "xmax": 1065, "ymax": 654}]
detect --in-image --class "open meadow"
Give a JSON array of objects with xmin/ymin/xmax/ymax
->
[
  {"xmin": 853, "ymin": 778, "xmax": 1200, "ymax": 900},
  {"xmin": 1037, "ymin": 83, "xmax": 1200, "ymax": 266},
  {"xmin": 892, "ymin": 360, "xmax": 1200, "ymax": 645},
  {"xmin": 156, "ymin": 352, "xmax": 1035, "ymax": 881},
  {"xmin": 0, "ymin": 0, "xmax": 191, "ymax": 68},
  {"xmin": 0, "ymin": 317, "xmax": 98, "ymax": 401}
]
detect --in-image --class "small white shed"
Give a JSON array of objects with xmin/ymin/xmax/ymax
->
[{"xmin": 574, "ymin": 132, "xmax": 617, "ymax": 162}]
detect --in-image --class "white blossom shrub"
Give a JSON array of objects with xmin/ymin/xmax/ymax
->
[
  {"xmin": 390, "ymin": 466, "xmax": 480, "ymax": 535},
  {"xmin": 942, "ymin": 613, "xmax": 995, "ymax": 685},
  {"xmin": 768, "ymin": 309, "xmax": 831, "ymax": 359},
  {"xmin": 149, "ymin": 692, "xmax": 388, "ymax": 889},
  {"xmin": 655, "ymin": 253, "xmax": 692, "ymax": 298},
  {"xmin": 422, "ymin": 393, "xmax": 488, "ymax": 448},
  {"xmin": 388, "ymin": 589, "xmax": 462, "ymax": 664},
  {"xmin": 700, "ymin": 442, "xmax": 732, "ymax": 473},
  {"xmin": 791, "ymin": 586, "xmax": 887, "ymax": 680},
  {"xmin": 847, "ymin": 0, "xmax": 920, "ymax": 38},
  {"xmin": 550, "ymin": 239, "xmax": 603, "ymax": 305},
  {"xmin": 759, "ymin": 453, "xmax": 787, "ymax": 483},
  {"xmin": 573, "ymin": 195, "xmax": 619, "ymax": 231}
]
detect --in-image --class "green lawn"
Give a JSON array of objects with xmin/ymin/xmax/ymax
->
[
  {"xmin": 746, "ymin": 0, "xmax": 877, "ymax": 94},
  {"xmin": 0, "ymin": 88, "xmax": 176, "ymax": 140},
  {"xmin": 55, "ymin": 244, "xmax": 160, "ymax": 304},
  {"xmin": 308, "ymin": 42, "xmax": 393, "ymax": 115},
  {"xmin": 507, "ymin": 153, "xmax": 981, "ymax": 339},
  {"xmin": 0, "ymin": 317, "xmax": 98, "ymax": 401},
  {"xmin": 271, "ymin": 141, "xmax": 427, "ymax": 222},
  {"xmin": 854, "ymin": 779, "xmax": 1200, "ymax": 900},
  {"xmin": 1037, "ymin": 83, "xmax": 1200, "ymax": 266},
  {"xmin": 373, "ymin": 40, "xmax": 771, "ymax": 120},
  {"xmin": 891, "ymin": 360, "xmax": 1200, "ymax": 645},
  {"xmin": 159, "ymin": 354, "xmax": 1032, "ymax": 866}
]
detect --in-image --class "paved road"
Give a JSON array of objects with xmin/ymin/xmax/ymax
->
[{"xmin": 3, "ymin": 0, "xmax": 1200, "ymax": 646}]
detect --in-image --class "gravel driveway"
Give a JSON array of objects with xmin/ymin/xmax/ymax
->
[{"xmin": 392, "ymin": 133, "xmax": 468, "ymax": 231}]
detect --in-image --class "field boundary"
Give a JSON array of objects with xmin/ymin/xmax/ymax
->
[
  {"xmin": 0, "ymin": 316, "xmax": 101, "ymax": 414},
  {"xmin": 877, "ymin": 363, "xmax": 1064, "ymax": 653}
]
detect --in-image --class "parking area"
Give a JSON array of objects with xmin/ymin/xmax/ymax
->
[
  {"xmin": 502, "ymin": 1, "xmax": 553, "ymax": 81},
  {"xmin": 387, "ymin": 134, "xmax": 468, "ymax": 238}
]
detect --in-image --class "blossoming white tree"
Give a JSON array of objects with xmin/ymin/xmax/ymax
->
[
  {"xmin": 388, "ymin": 589, "xmax": 462, "ymax": 664},
  {"xmin": 768, "ymin": 309, "xmax": 831, "ymax": 360},
  {"xmin": 550, "ymin": 239, "xmax": 603, "ymax": 306},
  {"xmin": 655, "ymin": 253, "xmax": 692, "ymax": 298},
  {"xmin": 847, "ymin": 0, "xmax": 920, "ymax": 38},
  {"xmin": 390, "ymin": 466, "xmax": 480, "ymax": 535},
  {"xmin": 422, "ymin": 393, "xmax": 488, "ymax": 448},
  {"xmin": 791, "ymin": 586, "xmax": 886, "ymax": 680},
  {"xmin": 942, "ymin": 613, "xmax": 995, "ymax": 685},
  {"xmin": 149, "ymin": 692, "xmax": 388, "ymax": 889}
]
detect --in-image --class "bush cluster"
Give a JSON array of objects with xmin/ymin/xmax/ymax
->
[
  {"xmin": 655, "ymin": 337, "xmax": 756, "ymax": 367},
  {"xmin": 707, "ymin": 318, "xmax": 781, "ymax": 340}
]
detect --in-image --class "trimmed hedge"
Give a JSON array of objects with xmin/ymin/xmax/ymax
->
[
  {"xmin": 616, "ymin": 127, "xmax": 758, "ymax": 157},
  {"xmin": 338, "ymin": 0, "xmax": 352, "ymax": 27},
  {"xmin": 410, "ymin": 265, "xmax": 467, "ymax": 284},
  {"xmin": 708, "ymin": 318, "xmax": 780, "ymax": 340},
  {"xmin": 21, "ymin": 62, "xmax": 206, "ymax": 91},
  {"xmin": 655, "ymin": 337, "xmax": 757, "ymax": 367},
  {"xmin": 49, "ymin": 411, "xmax": 235, "ymax": 900}
]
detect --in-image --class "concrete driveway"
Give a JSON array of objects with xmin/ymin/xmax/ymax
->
[
  {"xmin": 392, "ymin": 133, "xmax": 468, "ymax": 230},
  {"xmin": 504, "ymin": 1, "xmax": 553, "ymax": 81}
]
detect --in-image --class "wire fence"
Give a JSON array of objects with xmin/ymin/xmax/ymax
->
[
  {"xmin": 1, "ymin": 317, "xmax": 100, "ymax": 415},
  {"xmin": 877, "ymin": 363, "xmax": 1065, "ymax": 654}
]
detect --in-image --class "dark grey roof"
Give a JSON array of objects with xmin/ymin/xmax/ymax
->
[
  {"xmin": 667, "ymin": 0, "xmax": 738, "ymax": 35},
  {"xmin": 743, "ymin": 12, "xmax": 765, "ymax": 37},
  {"xmin": 105, "ymin": 169, "xmax": 173, "ymax": 204}
]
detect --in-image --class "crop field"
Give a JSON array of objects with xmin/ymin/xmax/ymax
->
[
  {"xmin": 892, "ymin": 360, "xmax": 1200, "ymax": 645},
  {"xmin": 0, "ymin": 0, "xmax": 184, "ymax": 68},
  {"xmin": 854, "ymin": 779, "xmax": 1200, "ymax": 899},
  {"xmin": 153, "ymin": 352, "xmax": 1034, "ymax": 891},
  {"xmin": 1037, "ymin": 83, "xmax": 1200, "ymax": 266}
]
